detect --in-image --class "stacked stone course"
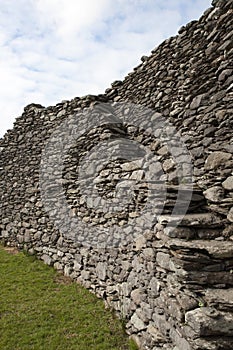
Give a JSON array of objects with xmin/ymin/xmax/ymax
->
[{"xmin": 0, "ymin": 0, "xmax": 233, "ymax": 349}]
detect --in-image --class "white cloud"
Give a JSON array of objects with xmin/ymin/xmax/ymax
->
[{"xmin": 0, "ymin": 0, "xmax": 212, "ymax": 137}]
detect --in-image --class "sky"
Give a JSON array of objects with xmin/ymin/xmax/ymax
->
[{"xmin": 0, "ymin": 0, "xmax": 212, "ymax": 137}]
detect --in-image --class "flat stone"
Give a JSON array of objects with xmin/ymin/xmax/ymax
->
[
  {"xmin": 130, "ymin": 170, "xmax": 144, "ymax": 180},
  {"xmin": 157, "ymin": 145, "xmax": 169, "ymax": 156},
  {"xmin": 205, "ymin": 151, "xmax": 232, "ymax": 170},
  {"xmin": 190, "ymin": 94, "xmax": 205, "ymax": 109},
  {"xmin": 164, "ymin": 226, "xmax": 195, "ymax": 239},
  {"xmin": 121, "ymin": 160, "xmax": 143, "ymax": 172},
  {"xmin": 158, "ymin": 213, "xmax": 223, "ymax": 227},
  {"xmin": 185, "ymin": 307, "xmax": 233, "ymax": 336},
  {"xmin": 162, "ymin": 237, "xmax": 233, "ymax": 259},
  {"xmin": 218, "ymin": 69, "xmax": 232, "ymax": 82},
  {"xmin": 203, "ymin": 186, "xmax": 224, "ymax": 202},
  {"xmin": 204, "ymin": 289, "xmax": 233, "ymax": 310}
]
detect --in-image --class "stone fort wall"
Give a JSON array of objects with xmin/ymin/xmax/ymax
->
[{"xmin": 0, "ymin": 0, "xmax": 233, "ymax": 349}]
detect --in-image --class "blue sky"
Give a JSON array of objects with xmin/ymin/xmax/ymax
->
[{"xmin": 0, "ymin": 0, "xmax": 212, "ymax": 137}]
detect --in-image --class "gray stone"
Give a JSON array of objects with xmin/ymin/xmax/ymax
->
[
  {"xmin": 131, "ymin": 313, "xmax": 146, "ymax": 330},
  {"xmin": 205, "ymin": 151, "xmax": 232, "ymax": 170},
  {"xmin": 204, "ymin": 289, "xmax": 233, "ymax": 310},
  {"xmin": 203, "ymin": 186, "xmax": 224, "ymax": 202},
  {"xmin": 190, "ymin": 94, "xmax": 205, "ymax": 109},
  {"xmin": 135, "ymin": 235, "xmax": 147, "ymax": 250},
  {"xmin": 185, "ymin": 307, "xmax": 233, "ymax": 336},
  {"xmin": 131, "ymin": 288, "xmax": 145, "ymax": 305},
  {"xmin": 81, "ymin": 270, "xmax": 90, "ymax": 280},
  {"xmin": 222, "ymin": 176, "xmax": 233, "ymax": 191},
  {"xmin": 96, "ymin": 262, "xmax": 107, "ymax": 281},
  {"xmin": 54, "ymin": 262, "xmax": 63, "ymax": 270},
  {"xmin": 142, "ymin": 248, "xmax": 155, "ymax": 260},
  {"xmin": 162, "ymin": 158, "xmax": 176, "ymax": 172},
  {"xmin": 157, "ymin": 146, "xmax": 169, "ymax": 156},
  {"xmin": 227, "ymin": 207, "xmax": 233, "ymax": 223},
  {"xmin": 158, "ymin": 213, "xmax": 223, "ymax": 227},
  {"xmin": 120, "ymin": 160, "xmax": 143, "ymax": 172},
  {"xmin": 156, "ymin": 252, "xmax": 170, "ymax": 270},
  {"xmin": 130, "ymin": 170, "xmax": 144, "ymax": 180},
  {"xmin": 41, "ymin": 254, "xmax": 52, "ymax": 266}
]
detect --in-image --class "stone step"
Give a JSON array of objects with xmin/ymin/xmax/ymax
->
[{"xmin": 158, "ymin": 213, "xmax": 225, "ymax": 228}]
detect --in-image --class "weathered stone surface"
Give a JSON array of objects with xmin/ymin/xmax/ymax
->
[
  {"xmin": 96, "ymin": 262, "xmax": 107, "ymax": 281},
  {"xmin": 204, "ymin": 289, "xmax": 233, "ymax": 310},
  {"xmin": 185, "ymin": 307, "xmax": 233, "ymax": 337},
  {"xmin": 168, "ymin": 239, "xmax": 233, "ymax": 259},
  {"xmin": 204, "ymin": 151, "xmax": 232, "ymax": 170},
  {"xmin": 158, "ymin": 213, "xmax": 223, "ymax": 228},
  {"xmin": 190, "ymin": 94, "xmax": 205, "ymax": 109},
  {"xmin": 203, "ymin": 186, "xmax": 224, "ymax": 202},
  {"xmin": 131, "ymin": 313, "xmax": 147, "ymax": 331},
  {"xmin": 131, "ymin": 288, "xmax": 146, "ymax": 305},
  {"xmin": 41, "ymin": 254, "xmax": 52, "ymax": 266},
  {"xmin": 223, "ymin": 176, "xmax": 233, "ymax": 191}
]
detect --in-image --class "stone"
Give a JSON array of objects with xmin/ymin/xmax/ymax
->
[
  {"xmin": 203, "ymin": 186, "xmax": 224, "ymax": 202},
  {"xmin": 218, "ymin": 69, "xmax": 232, "ymax": 81},
  {"xmin": 148, "ymin": 277, "xmax": 160, "ymax": 297},
  {"xmin": 185, "ymin": 307, "xmax": 233, "ymax": 336},
  {"xmin": 121, "ymin": 160, "xmax": 143, "ymax": 172},
  {"xmin": 156, "ymin": 252, "xmax": 170, "ymax": 270},
  {"xmin": 131, "ymin": 313, "xmax": 146, "ymax": 330},
  {"xmin": 190, "ymin": 94, "xmax": 205, "ymax": 109},
  {"xmin": 205, "ymin": 151, "xmax": 232, "ymax": 170},
  {"xmin": 81, "ymin": 270, "xmax": 90, "ymax": 280},
  {"xmin": 130, "ymin": 170, "xmax": 144, "ymax": 180},
  {"xmin": 158, "ymin": 213, "xmax": 223, "ymax": 227},
  {"xmin": 147, "ymin": 324, "xmax": 165, "ymax": 341},
  {"xmin": 222, "ymin": 176, "xmax": 233, "ymax": 191},
  {"xmin": 169, "ymin": 239, "xmax": 233, "ymax": 259},
  {"xmin": 227, "ymin": 207, "xmax": 233, "ymax": 223},
  {"xmin": 131, "ymin": 289, "xmax": 145, "ymax": 305},
  {"xmin": 41, "ymin": 254, "xmax": 52, "ymax": 266},
  {"xmin": 135, "ymin": 235, "xmax": 147, "ymax": 250},
  {"xmin": 96, "ymin": 262, "xmax": 107, "ymax": 281},
  {"xmin": 142, "ymin": 248, "xmax": 155, "ymax": 260},
  {"xmin": 162, "ymin": 158, "xmax": 176, "ymax": 172},
  {"xmin": 164, "ymin": 226, "xmax": 195, "ymax": 239},
  {"xmin": 141, "ymin": 55, "xmax": 148, "ymax": 62},
  {"xmin": 73, "ymin": 260, "xmax": 82, "ymax": 271},
  {"xmin": 157, "ymin": 146, "xmax": 169, "ymax": 156},
  {"xmin": 204, "ymin": 289, "xmax": 233, "ymax": 310}
]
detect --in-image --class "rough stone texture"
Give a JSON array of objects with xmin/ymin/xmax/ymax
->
[
  {"xmin": 0, "ymin": 0, "xmax": 233, "ymax": 349},
  {"xmin": 204, "ymin": 152, "xmax": 232, "ymax": 170},
  {"xmin": 223, "ymin": 176, "xmax": 233, "ymax": 191}
]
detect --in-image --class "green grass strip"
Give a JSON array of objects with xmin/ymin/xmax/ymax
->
[{"xmin": 0, "ymin": 245, "xmax": 138, "ymax": 350}]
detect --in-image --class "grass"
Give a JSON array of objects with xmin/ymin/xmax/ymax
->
[{"xmin": 0, "ymin": 245, "xmax": 138, "ymax": 350}]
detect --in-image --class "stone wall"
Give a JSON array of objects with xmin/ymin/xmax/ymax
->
[{"xmin": 0, "ymin": 0, "xmax": 233, "ymax": 349}]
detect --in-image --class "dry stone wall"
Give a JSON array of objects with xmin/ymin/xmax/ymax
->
[{"xmin": 0, "ymin": 0, "xmax": 233, "ymax": 349}]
